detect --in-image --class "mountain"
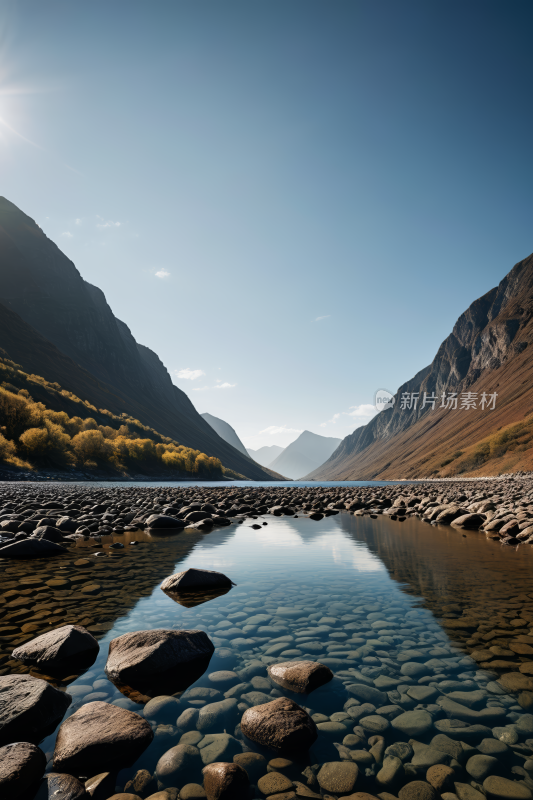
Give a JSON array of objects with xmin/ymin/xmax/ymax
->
[
  {"xmin": 0, "ymin": 197, "xmax": 275, "ymax": 480},
  {"xmin": 247, "ymin": 444, "xmax": 284, "ymax": 467},
  {"xmin": 268, "ymin": 430, "xmax": 342, "ymax": 479},
  {"xmin": 306, "ymin": 252, "xmax": 533, "ymax": 480},
  {"xmin": 201, "ymin": 413, "xmax": 248, "ymax": 457}
]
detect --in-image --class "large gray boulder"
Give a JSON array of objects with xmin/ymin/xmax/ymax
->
[
  {"xmin": 12, "ymin": 625, "xmax": 99, "ymax": 672},
  {"xmin": 146, "ymin": 514, "xmax": 186, "ymax": 529},
  {"xmin": 161, "ymin": 568, "xmax": 234, "ymax": 594},
  {"xmin": 31, "ymin": 526, "xmax": 65, "ymax": 543},
  {"xmin": 0, "ymin": 675, "xmax": 71, "ymax": 746},
  {"xmin": 0, "ymin": 538, "xmax": 66, "ymax": 558},
  {"xmin": 105, "ymin": 629, "xmax": 214, "ymax": 690},
  {"xmin": 0, "ymin": 742, "xmax": 46, "ymax": 800},
  {"xmin": 56, "ymin": 516, "xmax": 78, "ymax": 532},
  {"xmin": 53, "ymin": 701, "xmax": 153, "ymax": 773},
  {"xmin": 240, "ymin": 697, "xmax": 317, "ymax": 753}
]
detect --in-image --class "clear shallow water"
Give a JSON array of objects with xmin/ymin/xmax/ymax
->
[{"xmin": 4, "ymin": 512, "xmax": 533, "ymax": 796}]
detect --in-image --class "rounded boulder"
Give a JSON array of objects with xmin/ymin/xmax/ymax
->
[{"xmin": 241, "ymin": 697, "xmax": 317, "ymax": 753}]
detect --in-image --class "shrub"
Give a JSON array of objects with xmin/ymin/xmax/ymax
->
[
  {"xmin": 0, "ymin": 362, "xmax": 225, "ymax": 478},
  {"xmin": 71, "ymin": 430, "xmax": 110, "ymax": 464}
]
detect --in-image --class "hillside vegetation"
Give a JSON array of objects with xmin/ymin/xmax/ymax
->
[
  {"xmin": 436, "ymin": 410, "xmax": 533, "ymax": 478},
  {"xmin": 0, "ymin": 355, "xmax": 223, "ymax": 478}
]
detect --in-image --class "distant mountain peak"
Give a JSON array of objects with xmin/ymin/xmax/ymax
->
[{"xmin": 268, "ymin": 430, "xmax": 342, "ymax": 479}]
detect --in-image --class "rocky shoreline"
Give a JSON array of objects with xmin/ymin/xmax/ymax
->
[{"xmin": 1, "ymin": 480, "xmax": 533, "ymax": 800}]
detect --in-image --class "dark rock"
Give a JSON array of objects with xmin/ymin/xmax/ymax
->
[
  {"xmin": 123, "ymin": 769, "xmax": 157, "ymax": 798},
  {"xmin": 34, "ymin": 773, "xmax": 88, "ymax": 800},
  {"xmin": 451, "ymin": 514, "xmax": 485, "ymax": 530},
  {"xmin": 53, "ymin": 701, "xmax": 153, "ymax": 773},
  {"xmin": 398, "ymin": 781, "xmax": 437, "ymax": 800},
  {"xmin": 233, "ymin": 752, "xmax": 268, "ymax": 782},
  {"xmin": 258, "ymin": 772, "xmax": 294, "ymax": 795},
  {"xmin": 105, "ymin": 629, "xmax": 214, "ymax": 694},
  {"xmin": 202, "ymin": 762, "xmax": 249, "ymax": 800},
  {"xmin": 483, "ymin": 776, "xmax": 533, "ymax": 800},
  {"xmin": 0, "ymin": 538, "xmax": 67, "ymax": 557},
  {"xmin": 31, "ymin": 525, "xmax": 65, "ymax": 543},
  {"xmin": 240, "ymin": 697, "xmax": 317, "ymax": 753},
  {"xmin": 185, "ymin": 511, "xmax": 211, "ymax": 522},
  {"xmin": 268, "ymin": 661, "xmax": 333, "ymax": 694},
  {"xmin": 177, "ymin": 708, "xmax": 200, "ymax": 732},
  {"xmin": 143, "ymin": 696, "xmax": 181, "ymax": 724},
  {"xmin": 0, "ymin": 741, "xmax": 46, "ymax": 800},
  {"xmin": 179, "ymin": 785, "xmax": 206, "ymax": 800},
  {"xmin": 347, "ymin": 684, "xmax": 388, "ymax": 706},
  {"xmin": 146, "ymin": 515, "xmax": 186, "ymax": 529},
  {"xmin": 84, "ymin": 772, "xmax": 116, "ymax": 800},
  {"xmin": 161, "ymin": 568, "xmax": 234, "ymax": 594},
  {"xmin": 155, "ymin": 743, "xmax": 202, "ymax": 789},
  {"xmin": 317, "ymin": 762, "xmax": 359, "ymax": 795},
  {"xmin": 12, "ymin": 624, "xmax": 99, "ymax": 672},
  {"xmin": 57, "ymin": 516, "xmax": 78, "ymax": 532},
  {"xmin": 0, "ymin": 674, "xmax": 71, "ymax": 746},
  {"xmin": 197, "ymin": 699, "xmax": 239, "ymax": 734},
  {"xmin": 426, "ymin": 765, "xmax": 455, "ymax": 794},
  {"xmin": 197, "ymin": 733, "xmax": 242, "ymax": 765}
]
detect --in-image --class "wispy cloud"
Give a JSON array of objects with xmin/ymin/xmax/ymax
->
[
  {"xmin": 315, "ymin": 315, "xmax": 330, "ymax": 322},
  {"xmin": 75, "ymin": 218, "xmax": 82, "ymax": 225},
  {"xmin": 320, "ymin": 404, "xmax": 376, "ymax": 428},
  {"xmin": 96, "ymin": 217, "xmax": 121, "ymax": 229},
  {"xmin": 61, "ymin": 231, "xmax": 73, "ymax": 238},
  {"xmin": 155, "ymin": 268, "xmax": 171, "ymax": 279},
  {"xmin": 320, "ymin": 413, "xmax": 341, "ymax": 428},
  {"xmin": 259, "ymin": 425, "xmax": 303, "ymax": 436},
  {"xmin": 175, "ymin": 368, "xmax": 205, "ymax": 381},
  {"xmin": 192, "ymin": 381, "xmax": 236, "ymax": 391}
]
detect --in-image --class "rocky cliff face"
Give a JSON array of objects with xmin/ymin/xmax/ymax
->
[
  {"xmin": 307, "ymin": 252, "xmax": 533, "ymax": 479},
  {"xmin": 0, "ymin": 197, "xmax": 274, "ymax": 480}
]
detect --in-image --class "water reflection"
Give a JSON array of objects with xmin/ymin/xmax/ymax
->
[{"xmin": 3, "ymin": 513, "xmax": 533, "ymax": 795}]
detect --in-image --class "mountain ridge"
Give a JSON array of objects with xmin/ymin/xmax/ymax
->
[
  {"xmin": 201, "ymin": 412, "xmax": 249, "ymax": 457},
  {"xmin": 0, "ymin": 196, "xmax": 274, "ymax": 480},
  {"xmin": 247, "ymin": 444, "xmax": 284, "ymax": 467},
  {"xmin": 306, "ymin": 252, "xmax": 533, "ymax": 479}
]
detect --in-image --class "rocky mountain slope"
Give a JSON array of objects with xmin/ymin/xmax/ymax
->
[
  {"xmin": 201, "ymin": 413, "xmax": 248, "ymax": 456},
  {"xmin": 268, "ymin": 430, "xmax": 342, "ymax": 479},
  {"xmin": 247, "ymin": 444, "xmax": 284, "ymax": 467},
  {"xmin": 0, "ymin": 197, "xmax": 274, "ymax": 480},
  {"xmin": 306, "ymin": 252, "xmax": 533, "ymax": 479}
]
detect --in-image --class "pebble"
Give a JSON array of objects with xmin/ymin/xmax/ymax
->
[{"xmin": 2, "ymin": 482, "xmax": 533, "ymax": 800}]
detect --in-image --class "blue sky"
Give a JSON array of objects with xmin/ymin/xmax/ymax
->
[{"xmin": 1, "ymin": 1, "xmax": 532, "ymax": 450}]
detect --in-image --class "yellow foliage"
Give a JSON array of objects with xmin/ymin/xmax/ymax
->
[
  {"xmin": 19, "ymin": 427, "xmax": 49, "ymax": 455},
  {"xmin": 0, "ymin": 431, "xmax": 18, "ymax": 460},
  {"xmin": 0, "ymin": 368, "xmax": 224, "ymax": 477},
  {"xmin": 71, "ymin": 429, "xmax": 110, "ymax": 464}
]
